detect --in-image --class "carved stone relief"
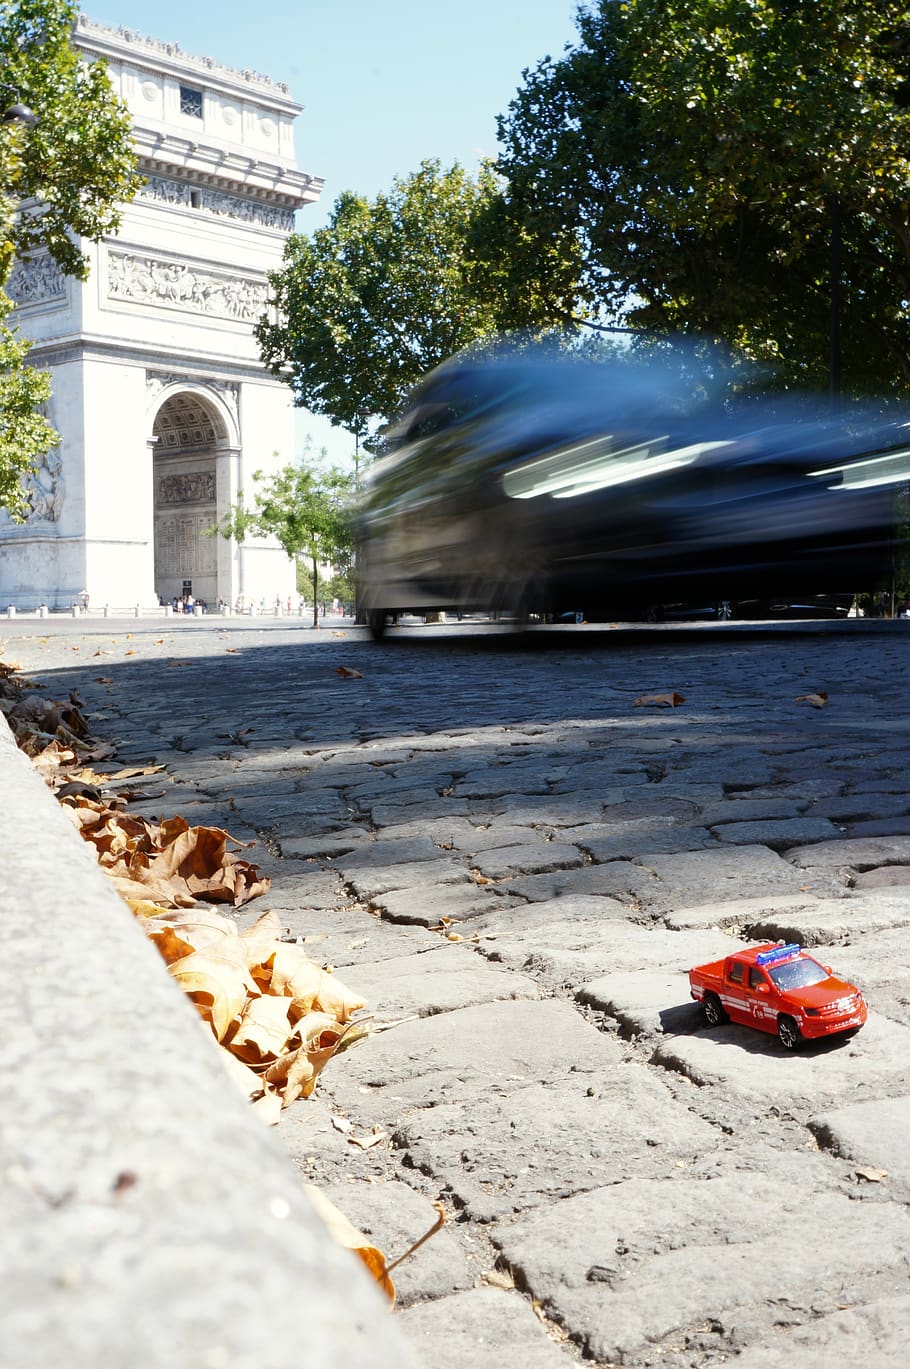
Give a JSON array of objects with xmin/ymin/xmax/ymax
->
[
  {"xmin": 8, "ymin": 256, "xmax": 67, "ymax": 308},
  {"xmin": 157, "ymin": 470, "xmax": 216, "ymax": 505},
  {"xmin": 24, "ymin": 448, "xmax": 65, "ymax": 523},
  {"xmin": 107, "ymin": 250, "xmax": 269, "ymax": 322},
  {"xmin": 137, "ymin": 175, "xmax": 295, "ymax": 232}
]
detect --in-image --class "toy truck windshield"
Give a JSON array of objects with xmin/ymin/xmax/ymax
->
[{"xmin": 766, "ymin": 957, "xmax": 828, "ymax": 991}]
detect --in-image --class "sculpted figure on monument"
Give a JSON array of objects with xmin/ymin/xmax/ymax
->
[{"xmin": 26, "ymin": 450, "xmax": 65, "ymax": 523}]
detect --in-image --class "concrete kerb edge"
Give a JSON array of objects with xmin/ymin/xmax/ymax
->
[{"xmin": 0, "ymin": 718, "xmax": 422, "ymax": 1369}]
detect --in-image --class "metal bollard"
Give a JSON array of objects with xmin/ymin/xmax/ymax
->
[
  {"xmin": 72, "ymin": 604, "xmax": 80, "ymax": 618},
  {"xmin": 38, "ymin": 605, "xmax": 48, "ymax": 619},
  {"xmin": 6, "ymin": 605, "xmax": 16, "ymax": 618},
  {"xmin": 104, "ymin": 604, "xmax": 112, "ymax": 618},
  {"xmin": 163, "ymin": 604, "xmax": 172, "ymax": 617},
  {"xmin": 134, "ymin": 604, "xmax": 141, "ymax": 617}
]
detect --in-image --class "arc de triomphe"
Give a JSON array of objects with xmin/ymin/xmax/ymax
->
[{"xmin": 0, "ymin": 15, "xmax": 322, "ymax": 610}]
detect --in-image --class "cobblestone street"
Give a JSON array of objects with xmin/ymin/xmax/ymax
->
[{"xmin": 7, "ymin": 617, "xmax": 910, "ymax": 1368}]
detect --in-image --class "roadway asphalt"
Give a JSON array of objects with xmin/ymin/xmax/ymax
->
[{"xmin": 4, "ymin": 615, "xmax": 910, "ymax": 1368}]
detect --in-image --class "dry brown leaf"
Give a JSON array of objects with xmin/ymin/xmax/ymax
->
[
  {"xmin": 856, "ymin": 1166, "xmax": 888, "ymax": 1183},
  {"xmin": 28, "ymin": 740, "xmax": 78, "ymax": 784},
  {"xmin": 633, "ymin": 691, "xmax": 686, "ymax": 708},
  {"xmin": 347, "ymin": 1131, "xmax": 386, "ymax": 1151},
  {"xmin": 795, "ymin": 691, "xmax": 829, "ymax": 708},
  {"xmin": 168, "ymin": 948, "xmax": 256, "ymax": 1041},
  {"xmin": 336, "ymin": 665, "xmax": 363, "ymax": 679},
  {"xmin": 303, "ymin": 1185, "xmax": 395, "ymax": 1302},
  {"xmin": 228, "ymin": 994, "xmax": 295, "ymax": 1063},
  {"xmin": 95, "ymin": 676, "xmax": 113, "ymax": 684}
]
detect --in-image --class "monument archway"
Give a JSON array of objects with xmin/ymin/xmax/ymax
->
[{"xmin": 152, "ymin": 388, "xmax": 236, "ymax": 608}]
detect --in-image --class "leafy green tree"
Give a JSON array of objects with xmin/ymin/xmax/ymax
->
[
  {"xmin": 497, "ymin": 0, "xmax": 910, "ymax": 395},
  {"xmin": 256, "ymin": 158, "xmax": 583, "ymax": 436},
  {"xmin": 0, "ymin": 0, "xmax": 139, "ymax": 518},
  {"xmin": 215, "ymin": 463, "xmax": 355, "ymax": 628}
]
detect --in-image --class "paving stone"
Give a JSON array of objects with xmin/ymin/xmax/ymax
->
[
  {"xmin": 809, "ymin": 1095, "xmax": 910, "ymax": 1190},
  {"xmin": 340, "ymin": 858, "xmax": 474, "ymax": 901},
  {"xmin": 371, "ymin": 883, "xmax": 508, "ymax": 926},
  {"xmin": 728, "ymin": 1296, "xmax": 910, "ymax": 1368},
  {"xmin": 398, "ymin": 1287, "xmax": 571, "ymax": 1369},
  {"xmin": 395, "ymin": 1071, "xmax": 717, "ymax": 1222},
  {"xmin": 471, "ymin": 841, "xmax": 584, "ymax": 880},
  {"xmin": 327, "ymin": 835, "xmax": 449, "ymax": 869},
  {"xmin": 277, "ymin": 829, "xmax": 373, "ymax": 859},
  {"xmin": 324, "ymin": 999, "xmax": 621, "ymax": 1125},
  {"xmin": 369, "ymin": 797, "xmax": 473, "ymax": 826},
  {"xmin": 846, "ymin": 816, "xmax": 910, "ymax": 837},
  {"xmin": 807, "ymin": 794, "xmax": 910, "ymax": 822},
  {"xmin": 664, "ymin": 893, "xmax": 819, "ymax": 931},
  {"xmin": 480, "ymin": 920, "xmax": 743, "ymax": 995},
  {"xmin": 709, "ymin": 816, "xmax": 841, "ymax": 849},
  {"xmin": 255, "ymin": 905, "xmax": 439, "ymax": 969},
  {"xmin": 741, "ymin": 893, "xmax": 910, "ymax": 946},
  {"xmin": 639, "ymin": 844, "xmax": 837, "ymax": 907},
  {"xmin": 471, "ymin": 791, "xmax": 629, "ymax": 825},
  {"xmin": 580, "ymin": 827, "xmax": 713, "ymax": 862},
  {"xmin": 248, "ymin": 865, "xmax": 350, "ymax": 912},
  {"xmin": 787, "ymin": 834, "xmax": 910, "ymax": 869},
  {"xmin": 492, "ymin": 1154, "xmax": 910, "ymax": 1365},
  {"xmin": 444, "ymin": 823, "xmax": 544, "ymax": 854},
  {"xmin": 317, "ymin": 1181, "xmax": 473, "ymax": 1308},
  {"xmin": 699, "ymin": 797, "xmax": 810, "ymax": 824},
  {"xmin": 347, "ymin": 946, "xmax": 541, "ymax": 1018},
  {"xmin": 651, "ymin": 1013, "xmax": 910, "ymax": 1109},
  {"xmin": 501, "ymin": 861, "xmax": 654, "ymax": 903},
  {"xmin": 576, "ymin": 970, "xmax": 705, "ymax": 1036},
  {"xmin": 853, "ymin": 864, "xmax": 910, "ymax": 887}
]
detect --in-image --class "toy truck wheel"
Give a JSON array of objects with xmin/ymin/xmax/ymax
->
[
  {"xmin": 777, "ymin": 1014, "xmax": 802, "ymax": 1051},
  {"xmin": 703, "ymin": 993, "xmax": 727, "ymax": 1027}
]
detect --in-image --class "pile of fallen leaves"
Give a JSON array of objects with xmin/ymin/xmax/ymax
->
[
  {"xmin": 1, "ymin": 653, "xmax": 442, "ymax": 1299},
  {"xmin": 0, "ymin": 657, "xmax": 369, "ymax": 1114},
  {"xmin": 140, "ymin": 906, "xmax": 368, "ymax": 1123}
]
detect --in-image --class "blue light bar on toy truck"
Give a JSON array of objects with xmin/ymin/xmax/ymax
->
[{"xmin": 755, "ymin": 944, "xmax": 802, "ymax": 966}]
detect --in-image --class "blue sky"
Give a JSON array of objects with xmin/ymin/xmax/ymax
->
[
  {"xmin": 81, "ymin": 1, "xmax": 587, "ymax": 458},
  {"xmin": 83, "ymin": 1, "xmax": 585, "ymax": 229}
]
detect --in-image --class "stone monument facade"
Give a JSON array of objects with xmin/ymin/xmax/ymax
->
[{"xmin": 0, "ymin": 15, "xmax": 322, "ymax": 610}]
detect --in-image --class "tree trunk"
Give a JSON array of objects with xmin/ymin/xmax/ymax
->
[{"xmin": 312, "ymin": 555, "xmax": 319, "ymax": 628}]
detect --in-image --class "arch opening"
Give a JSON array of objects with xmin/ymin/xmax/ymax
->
[{"xmin": 152, "ymin": 389, "xmax": 228, "ymax": 608}]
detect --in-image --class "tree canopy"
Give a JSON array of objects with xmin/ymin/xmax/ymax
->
[
  {"xmin": 214, "ymin": 462, "xmax": 355, "ymax": 628},
  {"xmin": 1, "ymin": 0, "xmax": 138, "ymax": 519},
  {"xmin": 256, "ymin": 158, "xmax": 583, "ymax": 437},
  {"xmin": 496, "ymin": 0, "xmax": 910, "ymax": 396}
]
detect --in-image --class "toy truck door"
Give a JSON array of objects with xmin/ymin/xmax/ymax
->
[
  {"xmin": 723, "ymin": 959, "xmax": 750, "ymax": 1024},
  {"xmin": 746, "ymin": 964, "xmax": 775, "ymax": 1032}
]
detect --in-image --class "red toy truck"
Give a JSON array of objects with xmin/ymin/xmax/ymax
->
[{"xmin": 689, "ymin": 943, "xmax": 866, "ymax": 1050}]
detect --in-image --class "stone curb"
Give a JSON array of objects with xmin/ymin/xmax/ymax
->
[{"xmin": 0, "ymin": 718, "xmax": 422, "ymax": 1369}]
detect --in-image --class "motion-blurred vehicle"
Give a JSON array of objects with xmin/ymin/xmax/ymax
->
[{"xmin": 357, "ymin": 349, "xmax": 910, "ymax": 638}]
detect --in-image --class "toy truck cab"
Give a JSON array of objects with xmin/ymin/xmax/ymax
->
[{"xmin": 689, "ymin": 943, "xmax": 866, "ymax": 1050}]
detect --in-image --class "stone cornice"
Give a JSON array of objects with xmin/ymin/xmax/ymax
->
[
  {"xmin": 135, "ymin": 132, "xmax": 322, "ymax": 208},
  {"xmin": 75, "ymin": 13, "xmax": 301, "ymax": 115}
]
